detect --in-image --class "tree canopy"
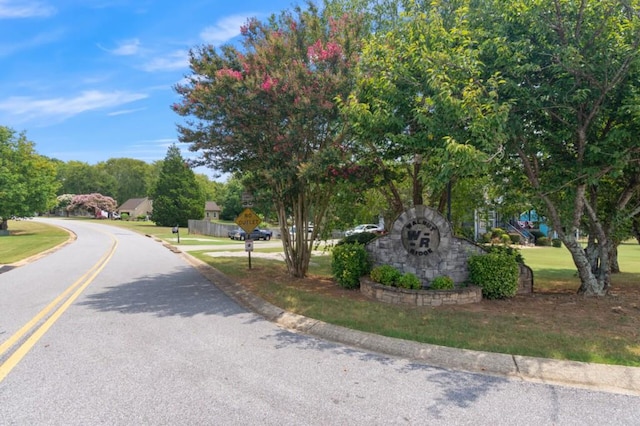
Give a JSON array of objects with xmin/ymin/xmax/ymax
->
[
  {"xmin": 342, "ymin": 0, "xmax": 510, "ymax": 220},
  {"xmin": 67, "ymin": 193, "xmax": 117, "ymax": 216},
  {"xmin": 151, "ymin": 144, "xmax": 205, "ymax": 227},
  {"xmin": 174, "ymin": 3, "xmax": 367, "ymax": 277},
  {"xmin": 0, "ymin": 127, "xmax": 59, "ymax": 231},
  {"xmin": 471, "ymin": 0, "xmax": 640, "ymax": 295}
]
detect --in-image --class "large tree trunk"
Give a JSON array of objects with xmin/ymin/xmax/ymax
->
[
  {"xmin": 609, "ymin": 242, "xmax": 620, "ymax": 274},
  {"xmin": 563, "ymin": 235, "xmax": 608, "ymax": 296},
  {"xmin": 0, "ymin": 218, "xmax": 8, "ymax": 232},
  {"xmin": 276, "ymin": 180, "xmax": 331, "ymax": 279},
  {"xmin": 411, "ymin": 154, "xmax": 424, "ymax": 206}
]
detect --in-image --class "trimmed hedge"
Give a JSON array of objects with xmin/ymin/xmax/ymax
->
[
  {"xmin": 369, "ymin": 265, "xmax": 422, "ymax": 289},
  {"xmin": 430, "ymin": 275, "xmax": 454, "ymax": 290},
  {"xmin": 468, "ymin": 253, "xmax": 519, "ymax": 299},
  {"xmin": 397, "ymin": 272, "xmax": 422, "ymax": 290},
  {"xmin": 370, "ymin": 265, "xmax": 401, "ymax": 286},
  {"xmin": 331, "ymin": 243, "xmax": 370, "ymax": 289}
]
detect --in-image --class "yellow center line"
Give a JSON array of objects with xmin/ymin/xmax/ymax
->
[{"xmin": 0, "ymin": 237, "xmax": 118, "ymax": 383}]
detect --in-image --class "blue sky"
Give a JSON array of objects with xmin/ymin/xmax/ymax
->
[{"xmin": 0, "ymin": 0, "xmax": 296, "ymax": 179}]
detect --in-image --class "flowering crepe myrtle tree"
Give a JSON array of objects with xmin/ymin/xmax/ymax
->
[
  {"xmin": 67, "ymin": 193, "xmax": 117, "ymax": 217},
  {"xmin": 173, "ymin": 3, "xmax": 366, "ymax": 277}
]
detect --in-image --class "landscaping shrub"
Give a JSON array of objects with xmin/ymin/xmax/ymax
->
[
  {"xmin": 509, "ymin": 233, "xmax": 521, "ymax": 244},
  {"xmin": 468, "ymin": 253, "xmax": 519, "ymax": 299},
  {"xmin": 397, "ymin": 272, "xmax": 422, "ymax": 289},
  {"xmin": 480, "ymin": 232, "xmax": 492, "ymax": 243},
  {"xmin": 536, "ymin": 236, "xmax": 551, "ymax": 246},
  {"xmin": 485, "ymin": 244, "xmax": 525, "ymax": 264},
  {"xmin": 490, "ymin": 227, "xmax": 506, "ymax": 238},
  {"xmin": 552, "ymin": 238, "xmax": 562, "ymax": 248},
  {"xmin": 430, "ymin": 275, "xmax": 454, "ymax": 290},
  {"xmin": 331, "ymin": 243, "xmax": 370, "ymax": 289},
  {"xmin": 500, "ymin": 233, "xmax": 512, "ymax": 244},
  {"xmin": 121, "ymin": 213, "xmax": 130, "ymax": 221},
  {"xmin": 336, "ymin": 232, "xmax": 378, "ymax": 246},
  {"xmin": 370, "ymin": 265, "xmax": 402, "ymax": 286}
]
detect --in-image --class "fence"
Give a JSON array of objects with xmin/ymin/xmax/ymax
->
[{"xmin": 188, "ymin": 220, "xmax": 237, "ymax": 237}]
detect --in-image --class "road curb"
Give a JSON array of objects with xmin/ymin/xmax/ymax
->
[{"xmin": 179, "ymin": 248, "xmax": 640, "ymax": 396}]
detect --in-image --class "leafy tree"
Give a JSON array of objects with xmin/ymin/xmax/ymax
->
[
  {"xmin": 217, "ymin": 175, "xmax": 244, "ymax": 221},
  {"xmin": 341, "ymin": 0, "xmax": 509, "ymax": 220},
  {"xmin": 195, "ymin": 173, "xmax": 224, "ymax": 204},
  {"xmin": 0, "ymin": 127, "xmax": 59, "ymax": 231},
  {"xmin": 173, "ymin": 3, "xmax": 366, "ymax": 277},
  {"xmin": 67, "ymin": 193, "xmax": 117, "ymax": 216},
  {"xmin": 474, "ymin": 0, "xmax": 640, "ymax": 295},
  {"xmin": 56, "ymin": 160, "xmax": 117, "ymax": 197},
  {"xmin": 96, "ymin": 158, "xmax": 153, "ymax": 206},
  {"xmin": 55, "ymin": 194, "xmax": 75, "ymax": 217},
  {"xmin": 151, "ymin": 144, "xmax": 204, "ymax": 227}
]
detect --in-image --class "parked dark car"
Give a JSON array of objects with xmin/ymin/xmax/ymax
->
[{"xmin": 228, "ymin": 227, "xmax": 273, "ymax": 241}]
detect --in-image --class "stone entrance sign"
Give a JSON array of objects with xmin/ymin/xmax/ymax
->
[
  {"xmin": 365, "ymin": 205, "xmax": 533, "ymax": 294},
  {"xmin": 367, "ymin": 205, "xmax": 482, "ymax": 285}
]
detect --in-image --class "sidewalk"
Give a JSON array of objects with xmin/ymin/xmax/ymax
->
[{"xmin": 178, "ymin": 248, "xmax": 640, "ymax": 397}]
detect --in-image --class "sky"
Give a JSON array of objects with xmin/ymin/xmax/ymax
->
[{"xmin": 0, "ymin": 0, "xmax": 296, "ymax": 180}]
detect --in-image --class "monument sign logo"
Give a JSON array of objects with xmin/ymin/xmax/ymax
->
[{"xmin": 401, "ymin": 218, "xmax": 440, "ymax": 256}]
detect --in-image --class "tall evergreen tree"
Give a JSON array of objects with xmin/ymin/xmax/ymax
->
[{"xmin": 151, "ymin": 145, "xmax": 204, "ymax": 227}]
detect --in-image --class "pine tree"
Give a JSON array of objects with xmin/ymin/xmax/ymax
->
[{"xmin": 151, "ymin": 144, "xmax": 204, "ymax": 227}]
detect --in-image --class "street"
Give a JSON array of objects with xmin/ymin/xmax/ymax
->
[{"xmin": 1, "ymin": 219, "xmax": 639, "ymax": 425}]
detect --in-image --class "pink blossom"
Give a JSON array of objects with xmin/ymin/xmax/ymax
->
[
  {"xmin": 215, "ymin": 68, "xmax": 243, "ymax": 80},
  {"xmin": 261, "ymin": 75, "xmax": 277, "ymax": 91},
  {"xmin": 307, "ymin": 40, "xmax": 343, "ymax": 62}
]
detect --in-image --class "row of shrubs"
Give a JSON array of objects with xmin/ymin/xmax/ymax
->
[
  {"xmin": 331, "ymin": 238, "xmax": 521, "ymax": 300},
  {"xmin": 479, "ymin": 227, "xmax": 562, "ymax": 248}
]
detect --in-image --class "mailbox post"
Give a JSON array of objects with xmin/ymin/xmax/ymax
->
[{"xmin": 172, "ymin": 225, "xmax": 180, "ymax": 243}]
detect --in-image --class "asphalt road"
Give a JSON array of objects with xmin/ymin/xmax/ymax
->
[{"xmin": 1, "ymin": 219, "xmax": 639, "ymax": 425}]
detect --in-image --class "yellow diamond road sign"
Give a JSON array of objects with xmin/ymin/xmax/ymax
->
[{"xmin": 235, "ymin": 208, "xmax": 261, "ymax": 234}]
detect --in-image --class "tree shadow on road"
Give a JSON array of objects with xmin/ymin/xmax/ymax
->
[{"xmin": 78, "ymin": 267, "xmax": 252, "ymax": 318}]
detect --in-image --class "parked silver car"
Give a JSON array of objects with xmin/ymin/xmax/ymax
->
[{"xmin": 344, "ymin": 224, "xmax": 384, "ymax": 236}]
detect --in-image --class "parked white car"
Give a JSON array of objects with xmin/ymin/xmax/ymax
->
[{"xmin": 344, "ymin": 224, "xmax": 384, "ymax": 236}]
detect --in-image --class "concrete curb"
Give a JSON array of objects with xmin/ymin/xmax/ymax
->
[{"xmin": 181, "ymin": 249, "xmax": 640, "ymax": 396}]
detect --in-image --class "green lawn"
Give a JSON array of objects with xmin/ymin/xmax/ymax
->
[
  {"xmin": 0, "ymin": 220, "xmax": 70, "ymax": 264},
  {"xmin": 192, "ymin": 242, "xmax": 640, "ymax": 367},
  {"xmin": 520, "ymin": 242, "xmax": 640, "ymax": 292}
]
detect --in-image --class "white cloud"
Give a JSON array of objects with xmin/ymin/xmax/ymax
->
[
  {"xmin": 107, "ymin": 107, "xmax": 146, "ymax": 116},
  {"xmin": 0, "ymin": 0, "xmax": 56, "ymax": 18},
  {"xmin": 0, "ymin": 90, "xmax": 148, "ymax": 123},
  {"xmin": 141, "ymin": 50, "xmax": 189, "ymax": 72},
  {"xmin": 108, "ymin": 38, "xmax": 141, "ymax": 56},
  {"xmin": 200, "ymin": 14, "xmax": 250, "ymax": 45}
]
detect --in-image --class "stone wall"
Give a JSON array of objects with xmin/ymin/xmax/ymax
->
[
  {"xmin": 360, "ymin": 277, "xmax": 482, "ymax": 306},
  {"xmin": 364, "ymin": 205, "xmax": 533, "ymax": 294}
]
